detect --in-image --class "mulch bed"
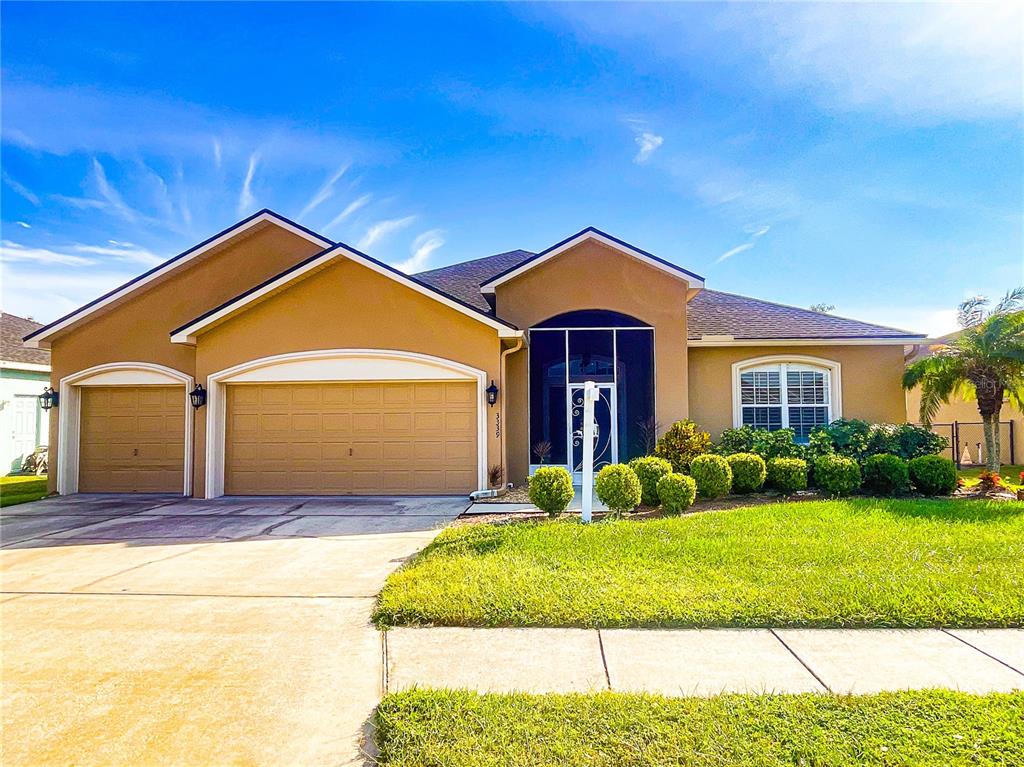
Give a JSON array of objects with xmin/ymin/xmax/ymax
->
[{"xmin": 455, "ymin": 490, "xmax": 825, "ymax": 527}]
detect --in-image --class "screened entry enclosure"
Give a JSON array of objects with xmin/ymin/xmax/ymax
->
[{"xmin": 529, "ymin": 311, "xmax": 654, "ymax": 473}]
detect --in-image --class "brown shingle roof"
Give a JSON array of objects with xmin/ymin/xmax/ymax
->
[
  {"xmin": 1, "ymin": 313, "xmax": 50, "ymax": 367},
  {"xmin": 686, "ymin": 289, "xmax": 922, "ymax": 340},
  {"xmin": 416, "ymin": 252, "xmax": 922, "ymax": 340},
  {"xmin": 415, "ymin": 250, "xmax": 533, "ymax": 312}
]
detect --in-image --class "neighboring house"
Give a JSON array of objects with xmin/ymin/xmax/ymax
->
[
  {"xmin": 2, "ymin": 312, "xmax": 50, "ymax": 474},
  {"xmin": 905, "ymin": 334, "xmax": 1020, "ymax": 466},
  {"xmin": 24, "ymin": 210, "xmax": 924, "ymax": 498}
]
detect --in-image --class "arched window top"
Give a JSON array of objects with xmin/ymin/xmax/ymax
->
[
  {"xmin": 533, "ymin": 310, "xmax": 648, "ymax": 329},
  {"xmin": 731, "ymin": 356, "xmax": 843, "ymax": 443}
]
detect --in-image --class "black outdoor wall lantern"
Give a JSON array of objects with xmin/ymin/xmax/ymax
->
[
  {"xmin": 486, "ymin": 380, "xmax": 499, "ymax": 407},
  {"xmin": 38, "ymin": 387, "xmax": 58, "ymax": 411},
  {"xmin": 189, "ymin": 384, "xmax": 207, "ymax": 409}
]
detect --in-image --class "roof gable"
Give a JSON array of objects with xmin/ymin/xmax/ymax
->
[
  {"xmin": 24, "ymin": 210, "xmax": 332, "ymax": 348},
  {"xmin": 479, "ymin": 227, "xmax": 705, "ymax": 294},
  {"xmin": 170, "ymin": 241, "xmax": 521, "ymax": 344}
]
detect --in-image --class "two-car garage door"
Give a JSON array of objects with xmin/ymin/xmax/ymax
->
[{"xmin": 224, "ymin": 381, "xmax": 478, "ymax": 495}]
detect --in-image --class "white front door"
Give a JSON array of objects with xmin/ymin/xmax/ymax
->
[
  {"xmin": 10, "ymin": 395, "xmax": 41, "ymax": 471},
  {"xmin": 569, "ymin": 383, "xmax": 616, "ymax": 477}
]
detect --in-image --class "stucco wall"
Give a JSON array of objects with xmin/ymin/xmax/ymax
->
[
  {"xmin": 494, "ymin": 240, "xmax": 690, "ymax": 483},
  {"xmin": 688, "ymin": 344, "xmax": 909, "ymax": 438},
  {"xmin": 191, "ymin": 256, "xmax": 504, "ymax": 496},
  {"xmin": 44, "ymin": 223, "xmax": 326, "ymax": 492}
]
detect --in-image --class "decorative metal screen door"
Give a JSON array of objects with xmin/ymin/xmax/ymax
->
[{"xmin": 569, "ymin": 383, "xmax": 616, "ymax": 474}]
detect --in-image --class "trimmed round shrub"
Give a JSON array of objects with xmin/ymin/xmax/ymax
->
[
  {"xmin": 766, "ymin": 457, "xmax": 809, "ymax": 493},
  {"xmin": 655, "ymin": 420, "xmax": 711, "ymax": 472},
  {"xmin": 656, "ymin": 473, "xmax": 697, "ymax": 514},
  {"xmin": 594, "ymin": 464, "xmax": 642, "ymax": 516},
  {"xmin": 628, "ymin": 456, "xmax": 673, "ymax": 506},
  {"xmin": 813, "ymin": 454, "xmax": 861, "ymax": 497},
  {"xmin": 725, "ymin": 452, "xmax": 766, "ymax": 493},
  {"xmin": 908, "ymin": 455, "xmax": 957, "ymax": 495},
  {"xmin": 862, "ymin": 453, "xmax": 911, "ymax": 496},
  {"xmin": 689, "ymin": 454, "xmax": 732, "ymax": 499},
  {"xmin": 527, "ymin": 466, "xmax": 575, "ymax": 518}
]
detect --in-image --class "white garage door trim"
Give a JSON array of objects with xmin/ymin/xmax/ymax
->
[
  {"xmin": 58, "ymin": 362, "xmax": 194, "ymax": 496},
  {"xmin": 205, "ymin": 349, "xmax": 487, "ymax": 499}
]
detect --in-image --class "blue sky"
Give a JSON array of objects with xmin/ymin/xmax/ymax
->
[{"xmin": 2, "ymin": 2, "xmax": 1021, "ymax": 335}]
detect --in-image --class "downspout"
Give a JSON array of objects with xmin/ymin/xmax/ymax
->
[
  {"xmin": 499, "ymin": 334, "xmax": 525, "ymax": 485},
  {"xmin": 471, "ymin": 332, "xmax": 524, "ymax": 501}
]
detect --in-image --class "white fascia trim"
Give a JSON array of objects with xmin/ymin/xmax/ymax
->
[
  {"xmin": 690, "ymin": 336, "xmax": 923, "ymax": 347},
  {"xmin": 203, "ymin": 349, "xmax": 490, "ymax": 499},
  {"xmin": 171, "ymin": 243, "xmax": 522, "ymax": 345},
  {"xmin": 480, "ymin": 231, "xmax": 704, "ymax": 293},
  {"xmin": 730, "ymin": 354, "xmax": 843, "ymax": 429},
  {"xmin": 25, "ymin": 212, "xmax": 332, "ymax": 349},
  {"xmin": 57, "ymin": 362, "xmax": 195, "ymax": 496},
  {"xmin": 0, "ymin": 360, "xmax": 51, "ymax": 373}
]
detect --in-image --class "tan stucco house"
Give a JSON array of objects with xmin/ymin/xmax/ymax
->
[{"xmin": 24, "ymin": 210, "xmax": 924, "ymax": 498}]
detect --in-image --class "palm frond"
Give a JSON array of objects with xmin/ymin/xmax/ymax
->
[
  {"xmin": 989, "ymin": 286, "xmax": 1024, "ymax": 318},
  {"xmin": 958, "ymin": 295, "xmax": 989, "ymax": 328}
]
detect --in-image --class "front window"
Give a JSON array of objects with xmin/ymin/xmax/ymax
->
[{"xmin": 738, "ymin": 362, "xmax": 834, "ymax": 442}]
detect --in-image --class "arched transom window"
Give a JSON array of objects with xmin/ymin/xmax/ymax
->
[{"xmin": 731, "ymin": 356, "xmax": 842, "ymax": 442}]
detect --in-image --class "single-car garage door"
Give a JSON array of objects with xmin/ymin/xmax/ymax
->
[
  {"xmin": 225, "ymin": 381, "xmax": 477, "ymax": 495},
  {"xmin": 79, "ymin": 386, "xmax": 186, "ymax": 493}
]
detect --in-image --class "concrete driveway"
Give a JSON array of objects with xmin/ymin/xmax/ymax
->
[{"xmin": 1, "ymin": 493, "xmax": 465, "ymax": 766}]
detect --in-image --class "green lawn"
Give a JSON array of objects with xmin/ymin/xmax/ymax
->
[
  {"xmin": 376, "ymin": 689, "xmax": 1024, "ymax": 767},
  {"xmin": 375, "ymin": 498, "xmax": 1024, "ymax": 628},
  {"xmin": 960, "ymin": 464, "xmax": 1023, "ymax": 490},
  {"xmin": 0, "ymin": 475, "xmax": 49, "ymax": 507}
]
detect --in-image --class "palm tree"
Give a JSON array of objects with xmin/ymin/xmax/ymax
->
[{"xmin": 903, "ymin": 288, "xmax": 1024, "ymax": 473}]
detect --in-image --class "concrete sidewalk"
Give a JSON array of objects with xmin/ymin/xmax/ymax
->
[{"xmin": 386, "ymin": 627, "xmax": 1024, "ymax": 697}]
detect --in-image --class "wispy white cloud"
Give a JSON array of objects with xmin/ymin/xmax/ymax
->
[
  {"xmin": 393, "ymin": 229, "xmax": 444, "ymax": 273},
  {"xmin": 16, "ymin": 222, "xmax": 31, "ymax": 229},
  {"xmin": 92, "ymin": 158, "xmax": 138, "ymax": 223},
  {"xmin": 0, "ymin": 240, "xmax": 94, "ymax": 266},
  {"xmin": 715, "ymin": 224, "xmax": 771, "ymax": 264},
  {"xmin": 323, "ymin": 194, "xmax": 373, "ymax": 235},
  {"xmin": 2, "ymin": 171, "xmax": 40, "ymax": 205},
  {"xmin": 357, "ymin": 215, "xmax": 416, "ymax": 251},
  {"xmin": 212, "ymin": 138, "xmax": 222, "ymax": 170},
  {"xmin": 50, "ymin": 194, "xmax": 109, "ymax": 211},
  {"xmin": 299, "ymin": 163, "xmax": 350, "ymax": 220},
  {"xmin": 553, "ymin": 3, "xmax": 1022, "ymax": 122},
  {"xmin": 73, "ymin": 240, "xmax": 163, "ymax": 266},
  {"xmin": 634, "ymin": 131, "xmax": 664, "ymax": 164},
  {"xmin": 237, "ymin": 151, "xmax": 260, "ymax": 215},
  {"xmin": 715, "ymin": 242, "xmax": 754, "ymax": 264}
]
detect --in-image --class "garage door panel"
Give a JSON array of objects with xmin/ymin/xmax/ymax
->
[
  {"xmin": 79, "ymin": 386, "xmax": 185, "ymax": 494},
  {"xmin": 225, "ymin": 381, "xmax": 477, "ymax": 495}
]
